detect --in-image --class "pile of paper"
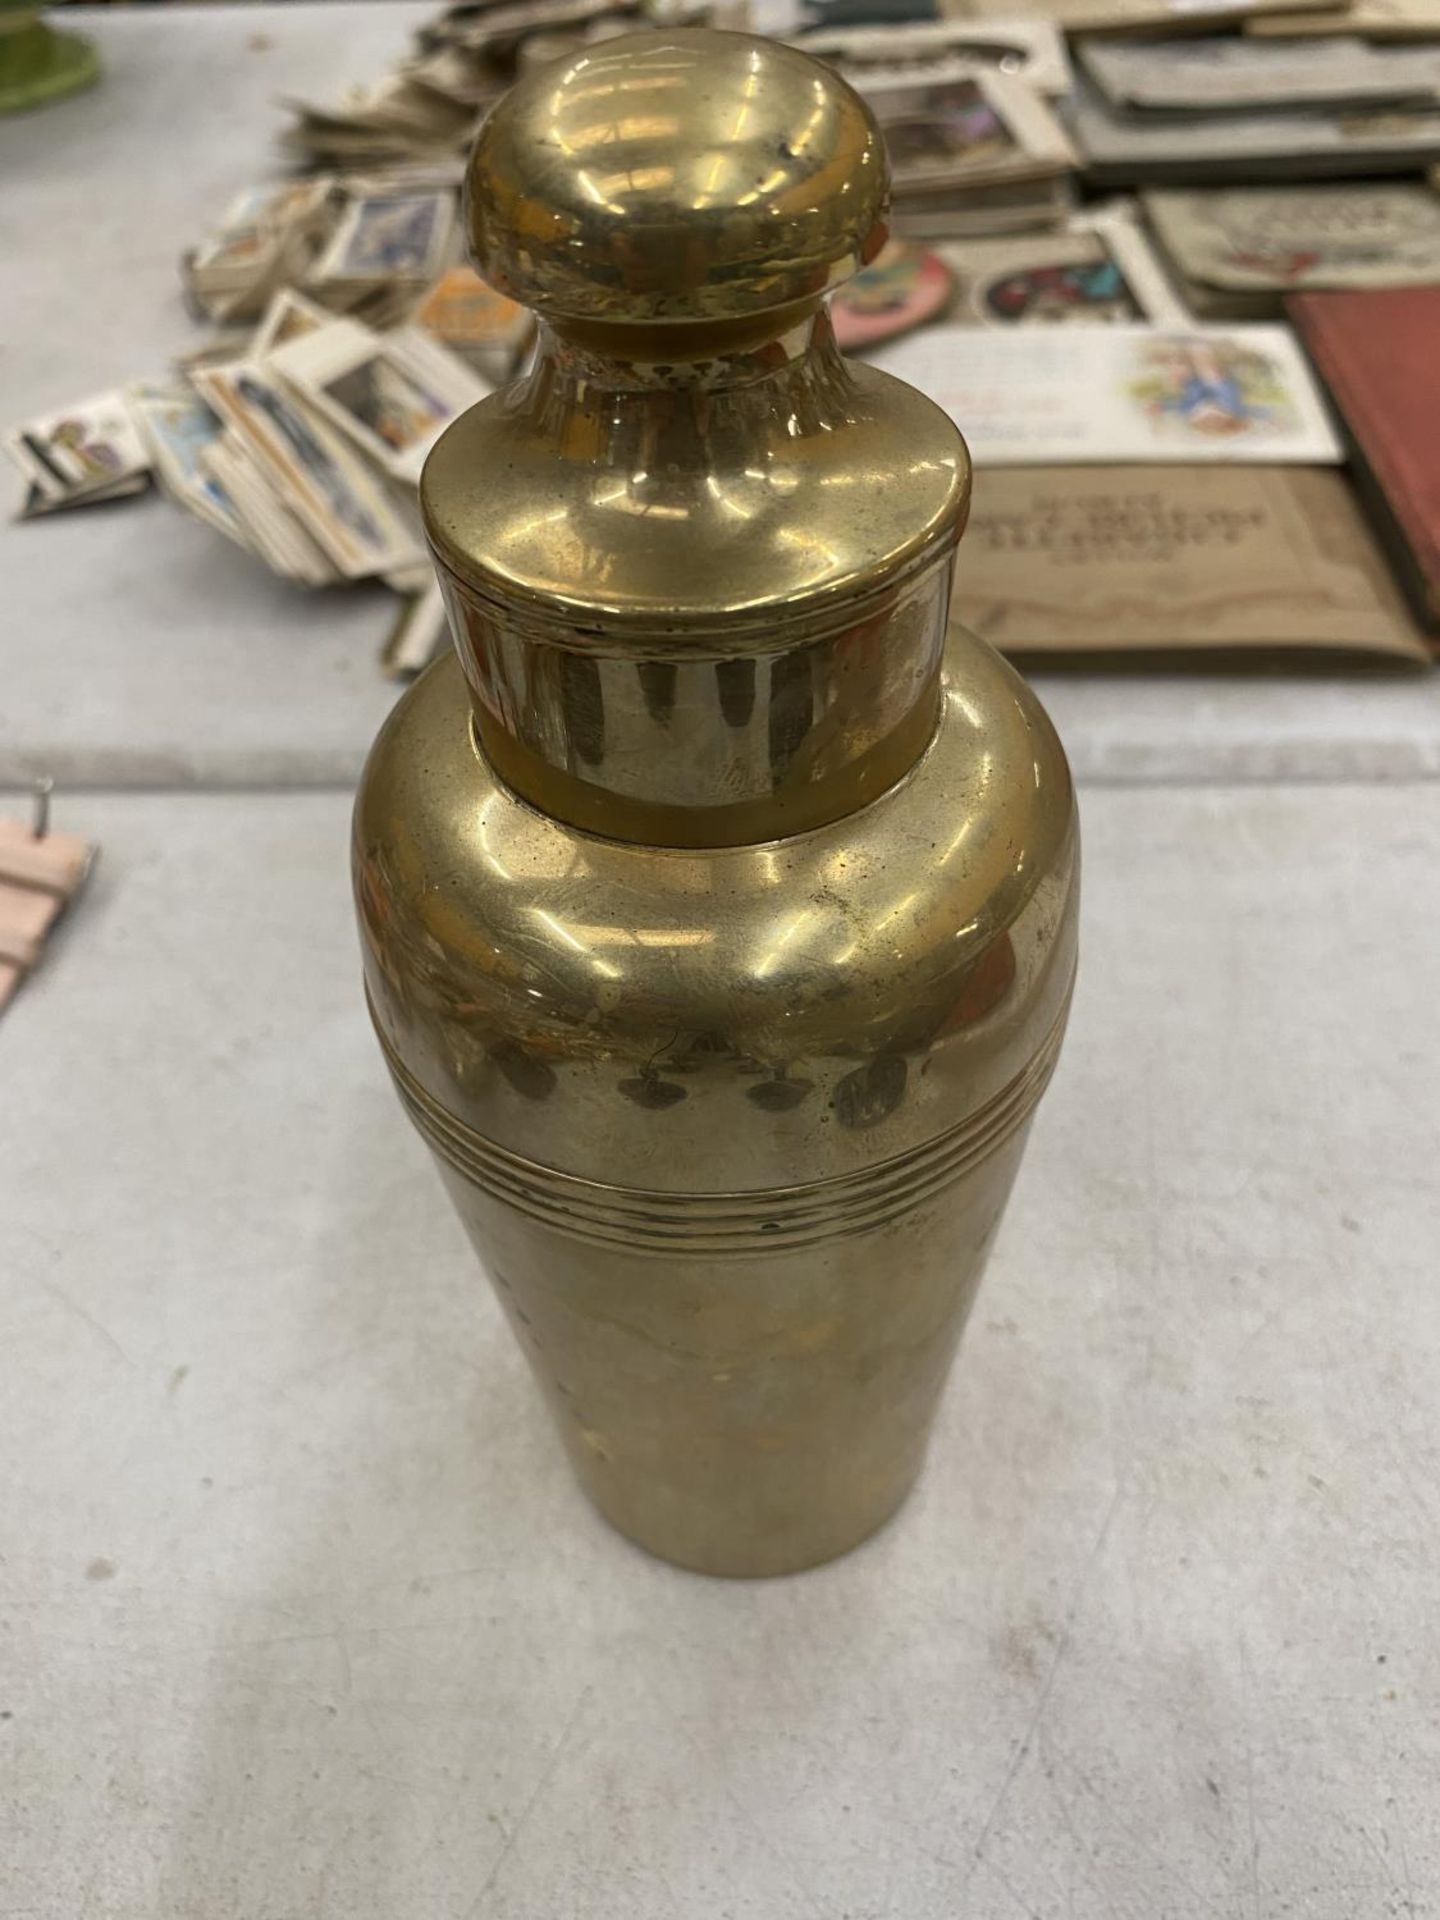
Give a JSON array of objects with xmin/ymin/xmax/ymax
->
[
  {"xmin": 780, "ymin": 0, "xmax": 1440, "ymax": 661},
  {"xmin": 1142, "ymin": 182, "xmax": 1440, "ymax": 316},
  {"xmin": 182, "ymin": 176, "xmax": 340, "ymax": 325},
  {"xmin": 1068, "ymin": 21, "xmax": 1440, "ymax": 185},
  {"xmin": 183, "ymin": 172, "xmax": 465, "ymax": 329},
  {"xmin": 859, "ymin": 63, "xmax": 1080, "ymax": 233},
  {"xmin": 5, "ymin": 275, "xmax": 502, "ymax": 667},
  {"xmin": 7, "ymin": 144, "xmax": 540, "ymax": 674},
  {"xmin": 795, "ymin": 17, "xmax": 1073, "ymax": 95},
  {"xmin": 279, "ymin": 0, "xmax": 723, "ymax": 169},
  {"xmin": 1245, "ymin": 0, "xmax": 1440, "ymax": 35},
  {"xmin": 5, "ymin": 1, "xmax": 747, "ymax": 677},
  {"xmin": 280, "ymin": 72, "xmax": 481, "ymax": 170}
]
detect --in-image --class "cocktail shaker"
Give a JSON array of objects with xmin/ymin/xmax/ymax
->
[{"xmin": 354, "ymin": 29, "xmax": 1079, "ymax": 1576}]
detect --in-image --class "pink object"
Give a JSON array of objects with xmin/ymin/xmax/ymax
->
[
  {"xmin": 832, "ymin": 240, "xmax": 953, "ymax": 350},
  {"xmin": 0, "ymin": 811, "xmax": 95, "ymax": 1015}
]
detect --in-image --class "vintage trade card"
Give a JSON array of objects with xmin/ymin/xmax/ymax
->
[
  {"xmin": 199, "ymin": 433, "xmax": 339, "ymax": 586},
  {"xmin": 127, "ymin": 378, "xmax": 246, "ymax": 540},
  {"xmin": 268, "ymin": 318, "xmax": 490, "ymax": 484},
  {"xmin": 251, "ymin": 286, "xmax": 337, "ymax": 358},
  {"xmin": 412, "ymin": 265, "xmax": 534, "ymax": 378},
  {"xmin": 381, "ymin": 578, "xmax": 450, "ymax": 678},
  {"xmin": 313, "ymin": 190, "xmax": 456, "ymax": 285},
  {"xmin": 6, "ymin": 392, "xmax": 150, "ymax": 504},
  {"xmin": 193, "ymin": 361, "xmax": 423, "ymax": 577}
]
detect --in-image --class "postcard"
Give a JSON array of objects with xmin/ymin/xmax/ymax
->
[
  {"xmin": 868, "ymin": 324, "xmax": 1342, "ymax": 463},
  {"xmin": 933, "ymin": 209, "xmax": 1185, "ymax": 324}
]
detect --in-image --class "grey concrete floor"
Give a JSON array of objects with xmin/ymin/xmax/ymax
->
[{"xmin": 4, "ymin": 784, "xmax": 1438, "ymax": 1917}]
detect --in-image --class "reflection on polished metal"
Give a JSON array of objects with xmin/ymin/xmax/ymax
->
[{"xmin": 355, "ymin": 29, "xmax": 1080, "ymax": 1576}]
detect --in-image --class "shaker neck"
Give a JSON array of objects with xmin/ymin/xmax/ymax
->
[
  {"xmin": 428, "ymin": 307, "xmax": 965, "ymax": 849},
  {"xmin": 545, "ymin": 294, "xmax": 829, "ymax": 380}
]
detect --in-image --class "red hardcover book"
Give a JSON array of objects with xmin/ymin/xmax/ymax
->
[{"xmin": 1289, "ymin": 288, "xmax": 1440, "ymax": 634}]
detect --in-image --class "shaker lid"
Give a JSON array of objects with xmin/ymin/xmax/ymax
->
[
  {"xmin": 425, "ymin": 27, "xmax": 968, "ymax": 651},
  {"xmin": 465, "ymin": 28, "xmax": 889, "ymax": 323}
]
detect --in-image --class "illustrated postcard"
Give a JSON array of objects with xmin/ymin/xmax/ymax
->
[{"xmin": 869, "ymin": 323, "xmax": 1342, "ymax": 463}]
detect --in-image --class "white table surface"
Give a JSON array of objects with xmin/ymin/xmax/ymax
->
[
  {"xmin": 4, "ymin": 781, "xmax": 1438, "ymax": 1917},
  {"xmin": 3, "ymin": 4, "xmax": 1440, "ymax": 788}
]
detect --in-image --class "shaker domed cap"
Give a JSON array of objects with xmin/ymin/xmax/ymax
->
[{"xmin": 464, "ymin": 28, "xmax": 890, "ymax": 324}]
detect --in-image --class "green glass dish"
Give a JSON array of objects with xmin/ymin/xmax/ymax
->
[{"xmin": 0, "ymin": 9, "xmax": 101, "ymax": 116}]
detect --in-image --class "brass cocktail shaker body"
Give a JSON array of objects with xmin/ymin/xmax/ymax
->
[{"xmin": 354, "ymin": 31, "xmax": 1078, "ymax": 1575}]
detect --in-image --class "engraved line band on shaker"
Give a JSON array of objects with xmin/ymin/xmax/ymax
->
[{"xmin": 370, "ymin": 971, "xmax": 1074, "ymax": 1257}]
